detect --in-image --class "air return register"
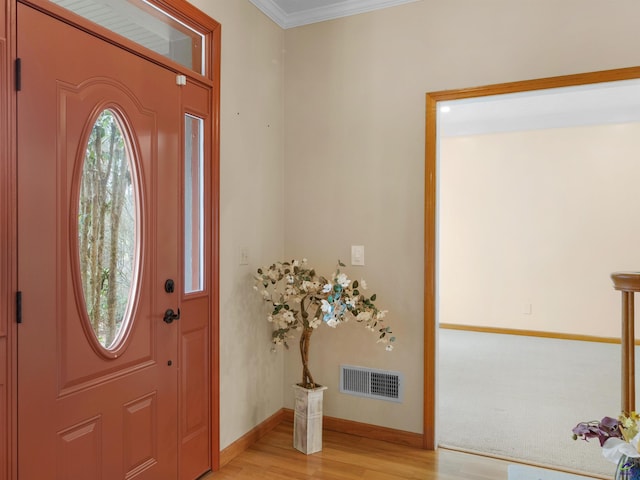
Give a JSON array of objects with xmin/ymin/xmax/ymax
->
[{"xmin": 339, "ymin": 365, "xmax": 403, "ymax": 403}]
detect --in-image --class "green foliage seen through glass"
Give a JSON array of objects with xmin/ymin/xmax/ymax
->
[{"xmin": 78, "ymin": 109, "xmax": 136, "ymax": 349}]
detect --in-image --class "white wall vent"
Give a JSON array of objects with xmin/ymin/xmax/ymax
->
[{"xmin": 339, "ymin": 365, "xmax": 403, "ymax": 403}]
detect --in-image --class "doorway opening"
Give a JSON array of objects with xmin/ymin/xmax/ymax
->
[{"xmin": 425, "ymin": 68, "xmax": 640, "ymax": 472}]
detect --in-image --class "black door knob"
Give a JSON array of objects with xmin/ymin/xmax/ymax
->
[{"xmin": 163, "ymin": 308, "xmax": 181, "ymax": 324}]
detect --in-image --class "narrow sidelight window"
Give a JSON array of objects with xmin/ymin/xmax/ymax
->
[{"xmin": 184, "ymin": 114, "xmax": 204, "ymax": 293}]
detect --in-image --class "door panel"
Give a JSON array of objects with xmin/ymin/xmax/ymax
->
[
  {"xmin": 58, "ymin": 80, "xmax": 159, "ymax": 395},
  {"xmin": 17, "ymin": 4, "xmax": 179, "ymax": 478},
  {"xmin": 0, "ymin": 338, "xmax": 6, "ymax": 480},
  {"xmin": 180, "ymin": 296, "xmax": 210, "ymax": 478},
  {"xmin": 179, "ymin": 80, "xmax": 212, "ymax": 480}
]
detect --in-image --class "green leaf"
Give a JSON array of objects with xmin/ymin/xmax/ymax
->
[
  {"xmin": 371, "ymin": 294, "xmax": 377, "ymax": 301},
  {"xmin": 353, "ymin": 289, "xmax": 359, "ymax": 296},
  {"xmin": 390, "ymin": 337, "xmax": 396, "ymax": 342},
  {"xmin": 352, "ymin": 280, "xmax": 359, "ymax": 288},
  {"xmin": 338, "ymin": 260, "xmax": 346, "ymax": 267}
]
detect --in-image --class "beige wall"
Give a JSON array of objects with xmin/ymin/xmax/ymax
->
[
  {"xmin": 440, "ymin": 124, "xmax": 640, "ymax": 338},
  {"xmin": 283, "ymin": 0, "xmax": 640, "ymax": 434},
  {"xmin": 188, "ymin": 0, "xmax": 640, "ymax": 448},
  {"xmin": 186, "ymin": 0, "xmax": 285, "ymax": 449}
]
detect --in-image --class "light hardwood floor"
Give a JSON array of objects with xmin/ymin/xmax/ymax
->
[{"xmin": 203, "ymin": 421, "xmax": 516, "ymax": 479}]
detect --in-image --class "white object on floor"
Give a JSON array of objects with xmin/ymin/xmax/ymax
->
[
  {"xmin": 508, "ymin": 464, "xmax": 596, "ymax": 480},
  {"xmin": 292, "ymin": 384, "xmax": 327, "ymax": 454}
]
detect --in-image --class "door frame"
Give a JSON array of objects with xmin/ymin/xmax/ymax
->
[
  {"xmin": 2, "ymin": 0, "xmax": 18, "ymax": 478},
  {"xmin": 1, "ymin": 0, "xmax": 221, "ymax": 476},
  {"xmin": 423, "ymin": 65, "xmax": 640, "ymax": 451}
]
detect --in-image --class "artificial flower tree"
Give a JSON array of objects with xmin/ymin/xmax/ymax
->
[{"xmin": 254, "ymin": 259, "xmax": 395, "ymax": 389}]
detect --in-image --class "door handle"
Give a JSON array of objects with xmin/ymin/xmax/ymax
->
[{"xmin": 163, "ymin": 308, "xmax": 181, "ymax": 324}]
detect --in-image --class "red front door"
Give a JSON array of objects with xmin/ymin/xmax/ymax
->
[{"xmin": 17, "ymin": 4, "xmax": 182, "ymax": 478}]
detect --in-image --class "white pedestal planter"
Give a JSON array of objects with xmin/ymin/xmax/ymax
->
[{"xmin": 293, "ymin": 384, "xmax": 327, "ymax": 454}]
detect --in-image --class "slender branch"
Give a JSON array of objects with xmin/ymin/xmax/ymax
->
[{"xmin": 299, "ymin": 327, "xmax": 315, "ymax": 388}]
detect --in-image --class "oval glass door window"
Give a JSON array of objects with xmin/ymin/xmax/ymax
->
[{"xmin": 77, "ymin": 109, "xmax": 137, "ymax": 350}]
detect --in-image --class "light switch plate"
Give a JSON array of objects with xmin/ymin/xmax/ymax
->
[
  {"xmin": 240, "ymin": 247, "xmax": 249, "ymax": 266},
  {"xmin": 351, "ymin": 245, "xmax": 365, "ymax": 266}
]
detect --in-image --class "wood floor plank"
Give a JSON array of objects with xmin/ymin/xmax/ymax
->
[{"xmin": 205, "ymin": 421, "xmax": 527, "ymax": 479}]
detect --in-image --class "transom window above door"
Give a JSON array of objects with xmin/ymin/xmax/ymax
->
[{"xmin": 50, "ymin": 0, "xmax": 205, "ymax": 75}]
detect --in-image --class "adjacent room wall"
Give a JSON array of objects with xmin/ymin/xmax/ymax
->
[{"xmin": 440, "ymin": 123, "xmax": 640, "ymax": 338}]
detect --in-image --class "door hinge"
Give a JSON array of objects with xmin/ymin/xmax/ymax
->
[
  {"xmin": 16, "ymin": 291, "xmax": 22, "ymax": 324},
  {"xmin": 15, "ymin": 58, "xmax": 21, "ymax": 91}
]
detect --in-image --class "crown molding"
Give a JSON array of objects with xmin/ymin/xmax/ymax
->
[
  {"xmin": 248, "ymin": 0, "xmax": 420, "ymax": 29},
  {"xmin": 248, "ymin": 0, "xmax": 288, "ymax": 27}
]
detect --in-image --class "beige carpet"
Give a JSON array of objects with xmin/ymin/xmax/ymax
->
[{"xmin": 438, "ymin": 329, "xmax": 625, "ymax": 478}]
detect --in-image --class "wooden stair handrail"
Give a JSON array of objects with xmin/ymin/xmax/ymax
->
[{"xmin": 611, "ymin": 272, "xmax": 640, "ymax": 413}]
